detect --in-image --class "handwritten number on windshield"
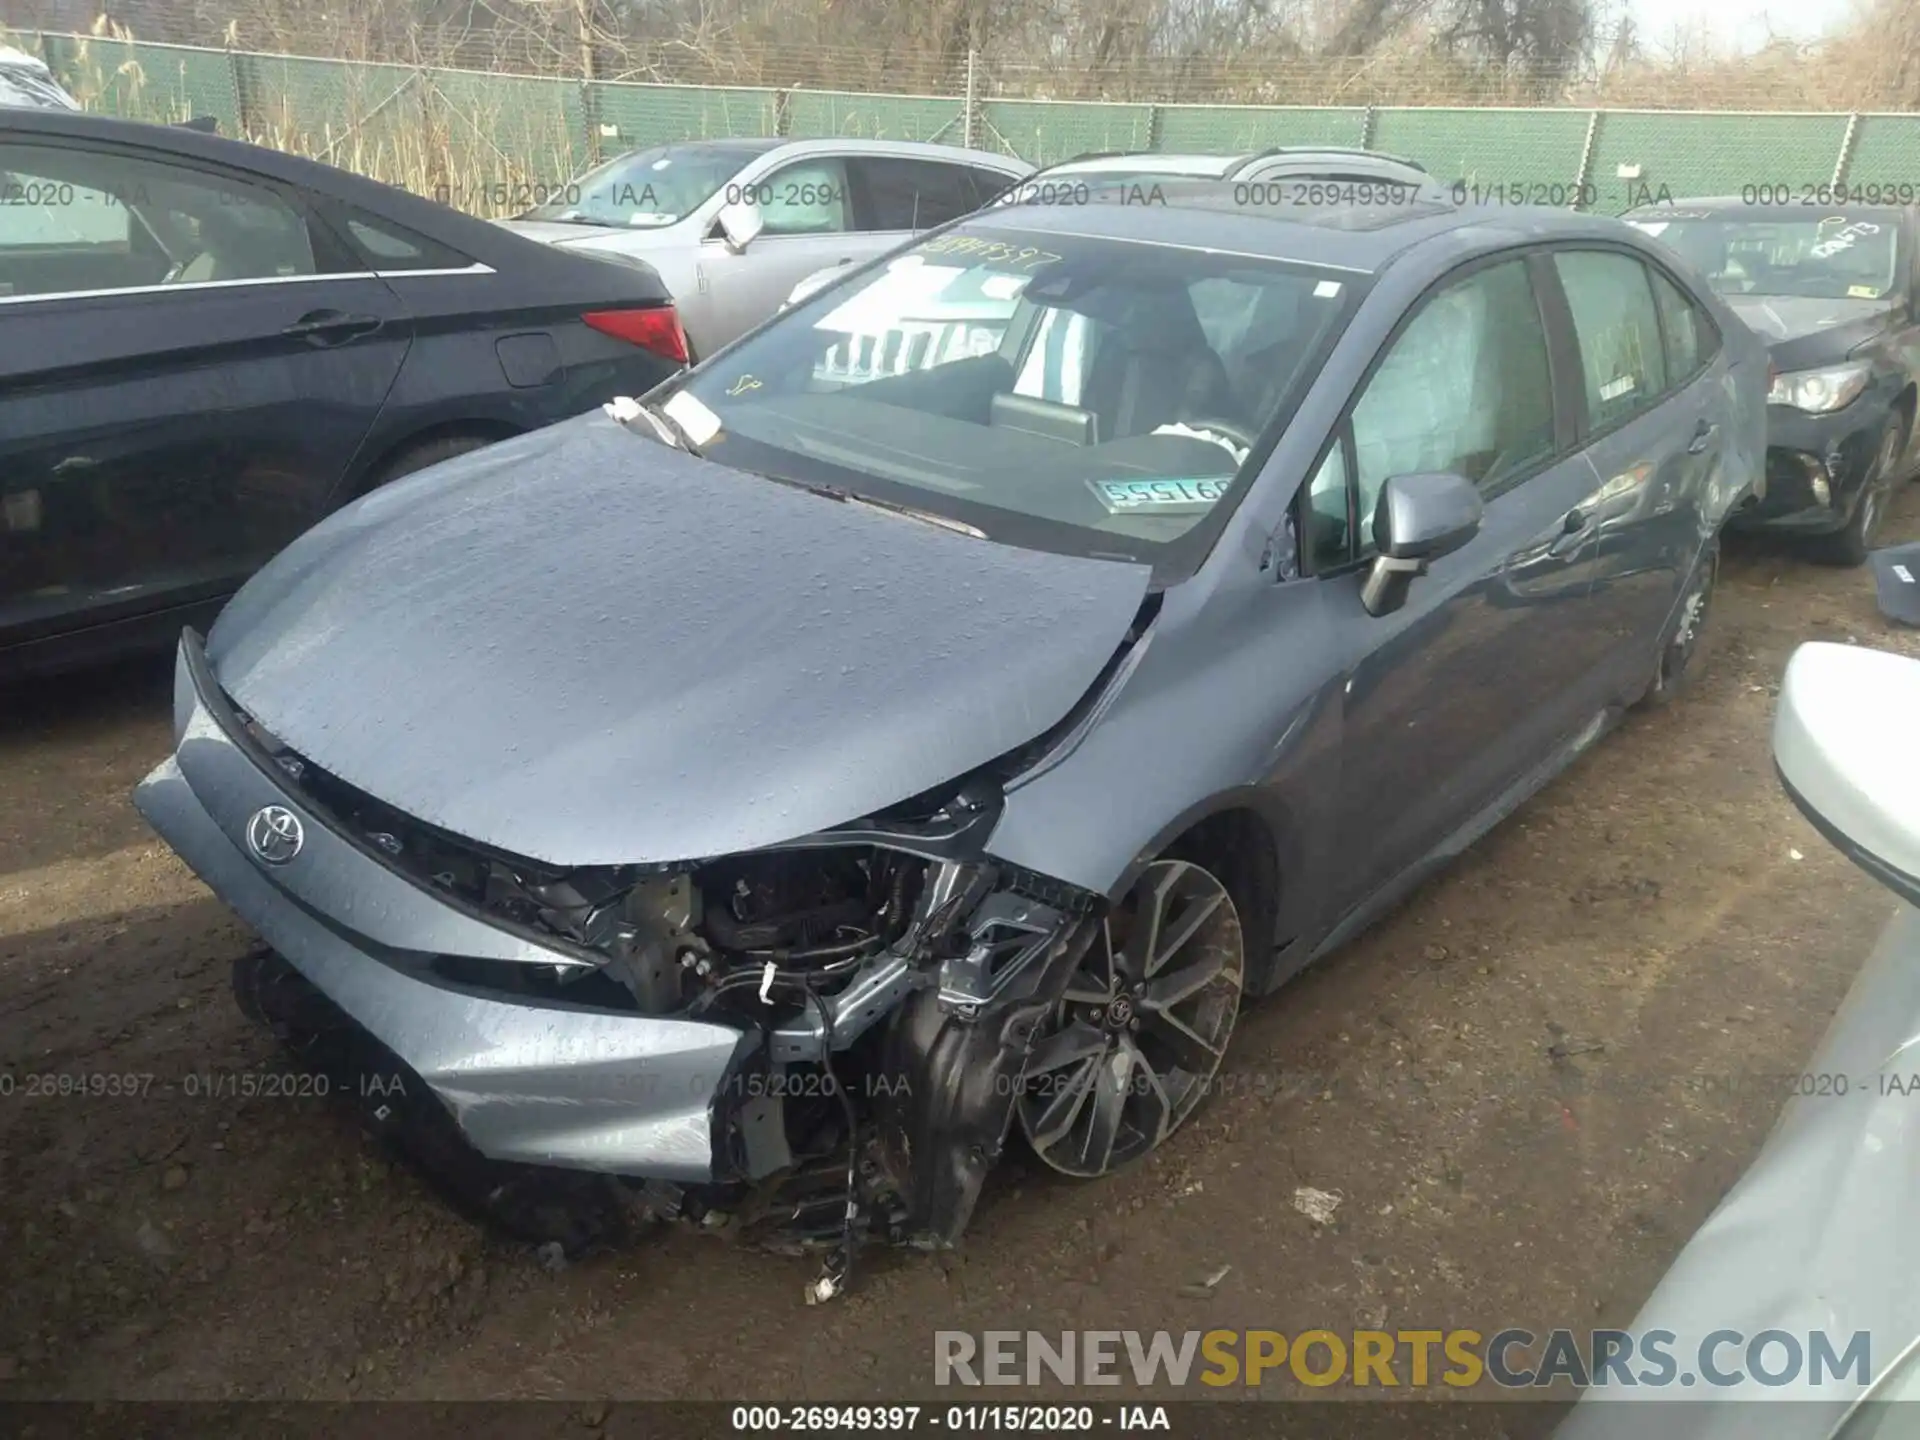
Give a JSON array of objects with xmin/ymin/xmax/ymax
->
[{"xmin": 920, "ymin": 235, "xmax": 1062, "ymax": 270}]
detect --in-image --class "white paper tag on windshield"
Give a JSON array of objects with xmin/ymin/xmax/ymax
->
[
  {"xmin": 1314, "ymin": 280, "xmax": 1342, "ymax": 298},
  {"xmin": 663, "ymin": 389, "xmax": 722, "ymax": 445},
  {"xmin": 1895, "ymin": 564, "xmax": 1914, "ymax": 584}
]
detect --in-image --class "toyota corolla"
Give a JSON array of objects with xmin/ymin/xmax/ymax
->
[{"xmin": 134, "ymin": 184, "xmax": 1765, "ymax": 1285}]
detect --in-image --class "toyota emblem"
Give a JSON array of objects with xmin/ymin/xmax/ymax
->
[{"xmin": 246, "ymin": 805, "xmax": 304, "ymax": 866}]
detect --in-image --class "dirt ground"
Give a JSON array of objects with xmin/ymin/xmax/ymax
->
[{"xmin": 4, "ymin": 496, "xmax": 1919, "ymax": 1417}]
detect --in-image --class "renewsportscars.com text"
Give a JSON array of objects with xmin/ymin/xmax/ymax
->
[{"xmin": 934, "ymin": 1328, "xmax": 1873, "ymax": 1390}]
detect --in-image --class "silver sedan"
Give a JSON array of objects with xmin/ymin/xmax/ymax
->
[{"xmin": 495, "ymin": 137, "xmax": 1031, "ymax": 359}]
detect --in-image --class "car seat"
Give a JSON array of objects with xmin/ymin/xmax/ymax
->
[{"xmin": 1078, "ymin": 283, "xmax": 1241, "ymax": 440}]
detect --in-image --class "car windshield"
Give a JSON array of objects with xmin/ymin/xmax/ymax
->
[
  {"xmin": 664, "ymin": 223, "xmax": 1361, "ymax": 563},
  {"xmin": 1626, "ymin": 212, "xmax": 1901, "ymax": 300},
  {"xmin": 523, "ymin": 142, "xmax": 763, "ymax": 228}
]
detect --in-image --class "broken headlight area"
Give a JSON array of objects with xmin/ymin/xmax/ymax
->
[{"xmin": 236, "ymin": 710, "xmax": 1105, "ymax": 1271}]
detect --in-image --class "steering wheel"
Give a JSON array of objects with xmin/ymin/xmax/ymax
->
[{"xmin": 1182, "ymin": 416, "xmax": 1259, "ymax": 454}]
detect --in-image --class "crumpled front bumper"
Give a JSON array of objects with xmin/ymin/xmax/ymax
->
[
  {"xmin": 1732, "ymin": 398, "xmax": 1894, "ymax": 533},
  {"xmin": 132, "ymin": 632, "xmax": 756, "ymax": 1181}
]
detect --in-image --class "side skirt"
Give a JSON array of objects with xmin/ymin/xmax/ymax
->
[{"xmin": 1259, "ymin": 704, "xmax": 1623, "ymax": 994}]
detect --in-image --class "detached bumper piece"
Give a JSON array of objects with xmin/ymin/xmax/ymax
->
[{"xmin": 135, "ymin": 631, "xmax": 1100, "ymax": 1270}]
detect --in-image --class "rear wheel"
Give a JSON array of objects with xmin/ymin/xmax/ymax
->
[
  {"xmin": 1017, "ymin": 858, "xmax": 1244, "ymax": 1178},
  {"xmin": 1806, "ymin": 417, "xmax": 1903, "ymax": 567},
  {"xmin": 364, "ymin": 433, "xmax": 499, "ymax": 492},
  {"xmin": 1638, "ymin": 538, "xmax": 1718, "ymax": 710}
]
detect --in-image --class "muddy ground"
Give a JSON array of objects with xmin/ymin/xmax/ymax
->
[{"xmin": 3, "ymin": 498, "xmax": 1918, "ymax": 1421}]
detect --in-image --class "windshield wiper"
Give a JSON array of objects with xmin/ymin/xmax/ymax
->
[
  {"xmin": 845, "ymin": 493, "xmax": 986, "ymax": 539},
  {"xmin": 764, "ymin": 477, "xmax": 984, "ymax": 538}
]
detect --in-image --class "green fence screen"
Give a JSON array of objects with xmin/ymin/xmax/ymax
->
[{"xmin": 24, "ymin": 32, "xmax": 1920, "ymax": 214}]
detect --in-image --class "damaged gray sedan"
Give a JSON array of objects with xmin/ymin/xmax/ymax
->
[{"xmin": 134, "ymin": 185, "xmax": 1764, "ymax": 1279}]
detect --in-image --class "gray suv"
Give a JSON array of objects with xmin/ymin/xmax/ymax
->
[{"xmin": 496, "ymin": 137, "xmax": 1031, "ymax": 359}]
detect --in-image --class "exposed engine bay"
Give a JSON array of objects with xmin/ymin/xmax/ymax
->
[
  {"xmin": 246, "ymin": 735, "xmax": 1107, "ymax": 1291},
  {"xmin": 204, "ymin": 588, "xmax": 1182, "ymax": 1297}
]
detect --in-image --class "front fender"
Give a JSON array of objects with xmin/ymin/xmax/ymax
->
[{"xmin": 983, "ymin": 578, "xmax": 1343, "ymax": 942}]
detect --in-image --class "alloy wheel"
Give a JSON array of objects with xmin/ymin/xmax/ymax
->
[
  {"xmin": 1017, "ymin": 859, "xmax": 1244, "ymax": 1178},
  {"xmin": 1862, "ymin": 422, "xmax": 1903, "ymax": 546}
]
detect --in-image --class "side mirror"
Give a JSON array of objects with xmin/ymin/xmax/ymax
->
[
  {"xmin": 715, "ymin": 200, "xmax": 763, "ymax": 255},
  {"xmin": 1773, "ymin": 641, "xmax": 1920, "ymax": 906},
  {"xmin": 1359, "ymin": 471, "xmax": 1483, "ymax": 617}
]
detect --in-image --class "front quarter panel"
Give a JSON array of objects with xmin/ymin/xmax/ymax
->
[
  {"xmin": 984, "ymin": 574, "xmax": 1344, "ymax": 952},
  {"xmin": 1701, "ymin": 289, "xmax": 1770, "ymax": 517}
]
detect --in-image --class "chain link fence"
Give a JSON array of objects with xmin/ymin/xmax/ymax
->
[{"xmin": 21, "ymin": 29, "xmax": 1920, "ymax": 218}]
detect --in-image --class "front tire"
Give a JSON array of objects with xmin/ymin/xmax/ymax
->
[
  {"xmin": 1016, "ymin": 858, "xmax": 1244, "ymax": 1178},
  {"xmin": 1806, "ymin": 417, "xmax": 1903, "ymax": 567}
]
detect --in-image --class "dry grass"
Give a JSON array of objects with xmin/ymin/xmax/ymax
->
[
  {"xmin": 8, "ymin": 0, "xmax": 1917, "ymax": 217},
  {"xmin": 9, "ymin": 18, "xmax": 580, "ymax": 214}
]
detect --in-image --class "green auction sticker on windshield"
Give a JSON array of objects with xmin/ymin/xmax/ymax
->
[{"xmin": 1089, "ymin": 477, "xmax": 1230, "ymax": 514}]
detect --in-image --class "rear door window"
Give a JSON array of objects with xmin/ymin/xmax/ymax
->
[
  {"xmin": 966, "ymin": 167, "xmax": 1019, "ymax": 208},
  {"xmin": 1552, "ymin": 250, "xmax": 1670, "ymax": 430},
  {"xmin": 1648, "ymin": 266, "xmax": 1720, "ymax": 382},
  {"xmin": 853, "ymin": 158, "xmax": 983, "ymax": 233},
  {"xmin": 1, "ymin": 140, "xmax": 315, "ymax": 298}
]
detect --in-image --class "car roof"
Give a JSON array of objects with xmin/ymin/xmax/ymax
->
[
  {"xmin": 1623, "ymin": 196, "xmax": 1911, "ymax": 223},
  {"xmin": 1039, "ymin": 147, "xmax": 1428, "ymax": 181},
  {"xmin": 972, "ymin": 178, "xmax": 1648, "ymax": 275},
  {"xmin": 1044, "ymin": 153, "xmax": 1238, "ymax": 178},
  {"xmin": 633, "ymin": 137, "xmax": 783, "ymax": 157},
  {"xmin": 766, "ymin": 136, "xmax": 1032, "ymax": 173}
]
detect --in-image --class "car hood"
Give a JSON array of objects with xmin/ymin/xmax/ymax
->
[
  {"xmin": 1553, "ymin": 901, "xmax": 1920, "ymax": 1438},
  {"xmin": 1725, "ymin": 295, "xmax": 1893, "ymax": 371},
  {"xmin": 205, "ymin": 413, "xmax": 1151, "ymax": 868}
]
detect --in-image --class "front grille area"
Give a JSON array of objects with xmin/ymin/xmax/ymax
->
[{"xmin": 224, "ymin": 695, "xmax": 626, "ymax": 962}]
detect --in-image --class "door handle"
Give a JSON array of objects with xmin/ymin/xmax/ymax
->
[
  {"xmin": 1686, "ymin": 419, "xmax": 1718, "ymax": 455},
  {"xmin": 282, "ymin": 310, "xmax": 383, "ymax": 345},
  {"xmin": 1547, "ymin": 507, "xmax": 1593, "ymax": 557}
]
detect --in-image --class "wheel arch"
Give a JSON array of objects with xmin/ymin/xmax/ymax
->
[
  {"xmin": 1100, "ymin": 789, "xmax": 1297, "ymax": 992},
  {"xmin": 345, "ymin": 417, "xmax": 525, "ymax": 500},
  {"xmin": 1893, "ymin": 380, "xmax": 1917, "ymax": 468}
]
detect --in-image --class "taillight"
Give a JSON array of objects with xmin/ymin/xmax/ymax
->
[{"xmin": 583, "ymin": 305, "xmax": 688, "ymax": 365}]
